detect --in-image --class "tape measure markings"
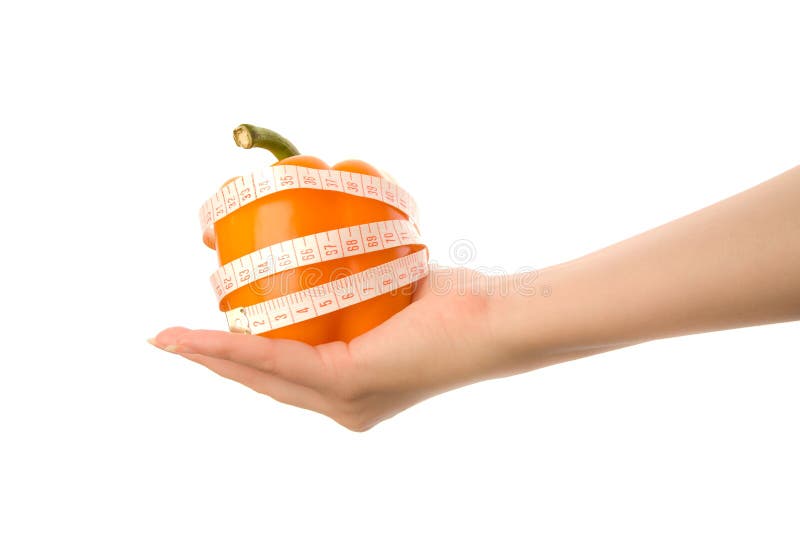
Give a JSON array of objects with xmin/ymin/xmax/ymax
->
[
  {"xmin": 201, "ymin": 165, "xmax": 427, "ymax": 335},
  {"xmin": 211, "ymin": 219, "xmax": 423, "ymax": 302},
  {"xmin": 199, "ymin": 165, "xmax": 420, "ymax": 234},
  {"xmin": 226, "ymin": 248, "xmax": 429, "ymax": 335}
]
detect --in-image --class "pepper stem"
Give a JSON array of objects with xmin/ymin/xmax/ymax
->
[{"xmin": 233, "ymin": 124, "xmax": 300, "ymax": 160}]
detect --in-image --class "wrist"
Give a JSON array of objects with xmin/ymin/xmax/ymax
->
[{"xmin": 485, "ymin": 257, "xmax": 639, "ymax": 377}]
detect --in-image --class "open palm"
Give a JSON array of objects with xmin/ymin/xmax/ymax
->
[{"xmin": 150, "ymin": 267, "xmax": 498, "ymax": 431}]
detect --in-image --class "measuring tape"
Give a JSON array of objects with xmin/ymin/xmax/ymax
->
[
  {"xmin": 224, "ymin": 249, "xmax": 428, "ymax": 335},
  {"xmin": 199, "ymin": 164, "xmax": 420, "ymax": 236},
  {"xmin": 210, "ymin": 218, "xmax": 424, "ymax": 303},
  {"xmin": 199, "ymin": 165, "xmax": 428, "ymax": 336}
]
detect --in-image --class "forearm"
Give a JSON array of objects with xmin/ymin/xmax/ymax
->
[{"xmin": 491, "ymin": 165, "xmax": 800, "ymax": 374}]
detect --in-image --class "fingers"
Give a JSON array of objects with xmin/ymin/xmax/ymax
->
[
  {"xmin": 174, "ymin": 349, "xmax": 330, "ymax": 414},
  {"xmin": 151, "ymin": 326, "xmax": 192, "ymax": 346},
  {"xmin": 150, "ymin": 327, "xmax": 329, "ymax": 388}
]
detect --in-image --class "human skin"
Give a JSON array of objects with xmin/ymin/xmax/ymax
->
[{"xmin": 149, "ymin": 164, "xmax": 800, "ymax": 431}]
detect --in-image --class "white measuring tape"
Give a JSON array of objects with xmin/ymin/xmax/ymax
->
[
  {"xmin": 210, "ymin": 218, "xmax": 423, "ymax": 303},
  {"xmin": 224, "ymin": 249, "xmax": 429, "ymax": 335},
  {"xmin": 199, "ymin": 165, "xmax": 428, "ymax": 336},
  {"xmin": 199, "ymin": 165, "xmax": 420, "ymax": 235}
]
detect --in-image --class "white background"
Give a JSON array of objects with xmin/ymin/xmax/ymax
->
[{"xmin": 1, "ymin": 1, "xmax": 798, "ymax": 532}]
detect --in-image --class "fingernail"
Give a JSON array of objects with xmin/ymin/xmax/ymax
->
[{"xmin": 147, "ymin": 337, "xmax": 182, "ymax": 353}]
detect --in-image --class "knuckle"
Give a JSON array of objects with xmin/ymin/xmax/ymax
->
[{"xmin": 258, "ymin": 354, "xmax": 276, "ymax": 373}]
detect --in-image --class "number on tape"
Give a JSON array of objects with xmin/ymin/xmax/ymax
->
[
  {"xmin": 199, "ymin": 165, "xmax": 419, "ymax": 234},
  {"xmin": 200, "ymin": 165, "xmax": 427, "ymax": 335},
  {"xmin": 225, "ymin": 249, "xmax": 429, "ymax": 335},
  {"xmin": 210, "ymin": 219, "xmax": 423, "ymax": 302}
]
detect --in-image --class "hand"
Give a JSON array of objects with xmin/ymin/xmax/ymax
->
[
  {"xmin": 151, "ymin": 164, "xmax": 800, "ymax": 430},
  {"xmin": 149, "ymin": 267, "xmax": 504, "ymax": 431}
]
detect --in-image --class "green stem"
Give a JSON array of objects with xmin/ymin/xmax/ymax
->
[{"xmin": 232, "ymin": 124, "xmax": 300, "ymax": 160}]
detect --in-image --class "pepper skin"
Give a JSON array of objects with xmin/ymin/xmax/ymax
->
[{"xmin": 204, "ymin": 124, "xmax": 422, "ymax": 345}]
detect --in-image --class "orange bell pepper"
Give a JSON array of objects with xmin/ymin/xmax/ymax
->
[{"xmin": 203, "ymin": 124, "xmax": 422, "ymax": 345}]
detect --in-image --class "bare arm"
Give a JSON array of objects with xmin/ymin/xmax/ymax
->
[
  {"xmin": 150, "ymin": 164, "xmax": 800, "ymax": 431},
  {"xmin": 495, "ymin": 164, "xmax": 800, "ymax": 375}
]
